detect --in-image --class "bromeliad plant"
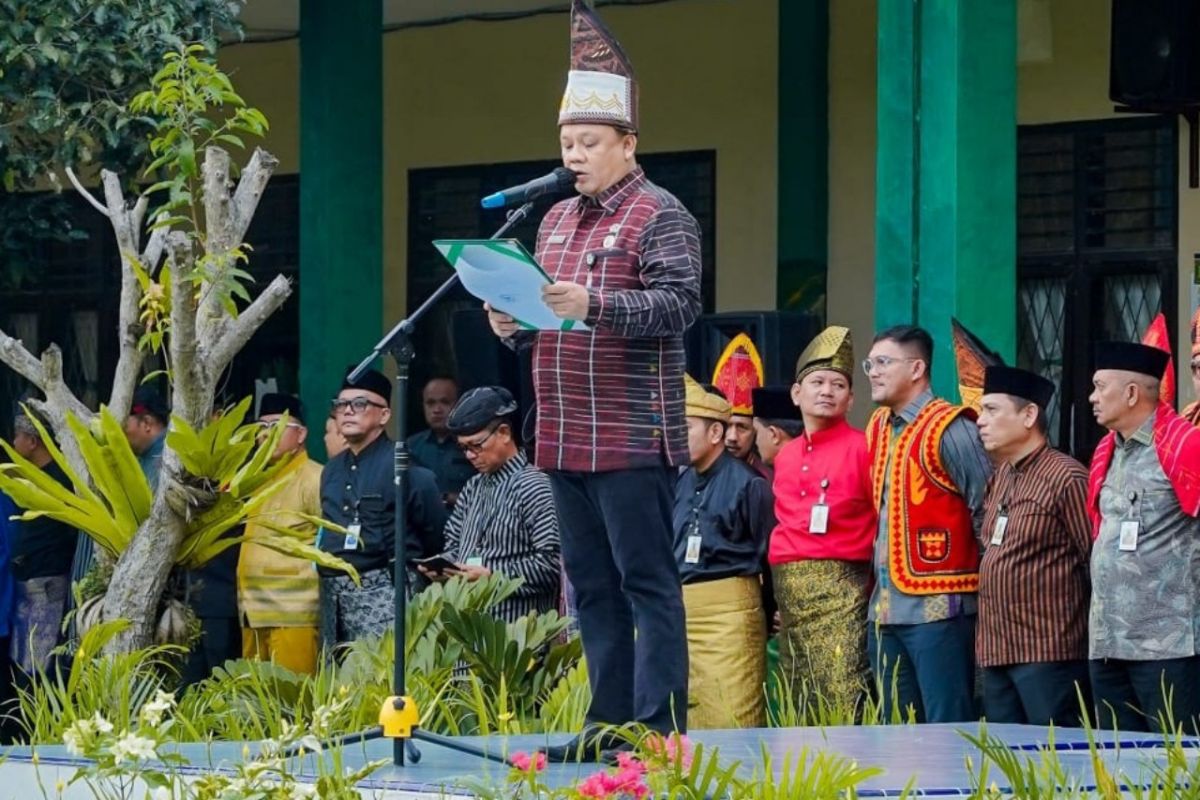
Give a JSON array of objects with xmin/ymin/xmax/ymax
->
[{"xmin": 0, "ymin": 400, "xmax": 356, "ymax": 642}]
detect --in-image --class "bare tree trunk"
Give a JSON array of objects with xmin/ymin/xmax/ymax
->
[{"xmin": 102, "ymin": 451, "xmax": 188, "ymax": 652}]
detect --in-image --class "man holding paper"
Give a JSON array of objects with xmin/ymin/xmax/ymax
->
[{"xmin": 486, "ymin": 0, "xmax": 702, "ymax": 762}]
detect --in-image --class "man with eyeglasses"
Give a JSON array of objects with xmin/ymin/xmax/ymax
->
[
  {"xmin": 863, "ymin": 325, "xmax": 992, "ymax": 723},
  {"xmin": 236, "ymin": 393, "xmax": 324, "ymax": 674},
  {"xmin": 317, "ymin": 369, "xmax": 447, "ymax": 649},
  {"xmin": 418, "ymin": 387, "xmax": 561, "ymax": 623}
]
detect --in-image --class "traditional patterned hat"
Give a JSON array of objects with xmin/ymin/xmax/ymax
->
[
  {"xmin": 558, "ymin": 0, "xmax": 638, "ymax": 132},
  {"xmin": 795, "ymin": 326, "xmax": 854, "ymax": 381},
  {"xmin": 951, "ymin": 318, "xmax": 1004, "ymax": 412},
  {"xmin": 1141, "ymin": 312, "xmax": 1175, "ymax": 404},
  {"xmin": 446, "ymin": 386, "xmax": 519, "ymax": 435},
  {"xmin": 684, "ymin": 374, "xmax": 731, "ymax": 422},
  {"xmin": 711, "ymin": 333, "xmax": 764, "ymax": 417}
]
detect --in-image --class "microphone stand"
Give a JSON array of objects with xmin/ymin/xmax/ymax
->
[{"xmin": 290, "ymin": 201, "xmax": 536, "ymax": 769}]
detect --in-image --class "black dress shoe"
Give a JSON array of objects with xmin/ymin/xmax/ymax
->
[{"xmin": 539, "ymin": 730, "xmax": 624, "ymax": 763}]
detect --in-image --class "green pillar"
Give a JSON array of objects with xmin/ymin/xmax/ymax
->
[
  {"xmin": 875, "ymin": 0, "xmax": 1016, "ymax": 398},
  {"xmin": 299, "ymin": 0, "xmax": 382, "ymax": 455},
  {"xmin": 777, "ymin": 0, "xmax": 829, "ymax": 317}
]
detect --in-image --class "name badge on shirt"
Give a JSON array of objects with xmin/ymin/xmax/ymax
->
[
  {"xmin": 1119, "ymin": 519, "xmax": 1139, "ymax": 552},
  {"xmin": 685, "ymin": 534, "xmax": 702, "ymax": 564},
  {"xmin": 809, "ymin": 504, "xmax": 829, "ymax": 535},
  {"xmin": 991, "ymin": 514, "xmax": 1009, "ymax": 546},
  {"xmin": 343, "ymin": 523, "xmax": 362, "ymax": 552}
]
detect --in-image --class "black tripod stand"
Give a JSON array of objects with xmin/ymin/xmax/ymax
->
[{"xmin": 286, "ymin": 202, "xmax": 536, "ymax": 768}]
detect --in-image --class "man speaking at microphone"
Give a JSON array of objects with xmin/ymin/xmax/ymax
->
[{"xmin": 485, "ymin": 0, "xmax": 701, "ymax": 762}]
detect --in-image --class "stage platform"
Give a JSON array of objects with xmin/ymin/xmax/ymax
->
[{"xmin": 3, "ymin": 723, "xmax": 1193, "ymax": 798}]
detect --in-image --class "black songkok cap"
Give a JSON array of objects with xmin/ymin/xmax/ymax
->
[
  {"xmin": 340, "ymin": 367, "xmax": 392, "ymax": 405},
  {"xmin": 259, "ymin": 393, "xmax": 305, "ymax": 424},
  {"xmin": 1093, "ymin": 341, "xmax": 1170, "ymax": 380},
  {"xmin": 982, "ymin": 366, "xmax": 1055, "ymax": 409},
  {"xmin": 446, "ymin": 386, "xmax": 518, "ymax": 435},
  {"xmin": 751, "ymin": 387, "xmax": 801, "ymax": 421},
  {"xmin": 130, "ymin": 385, "xmax": 170, "ymax": 425}
]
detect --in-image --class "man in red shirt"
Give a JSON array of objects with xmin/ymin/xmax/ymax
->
[
  {"xmin": 486, "ymin": 0, "xmax": 700, "ymax": 761},
  {"xmin": 769, "ymin": 326, "xmax": 876, "ymax": 719}
]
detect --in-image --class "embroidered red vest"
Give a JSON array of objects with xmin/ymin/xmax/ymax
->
[{"xmin": 866, "ymin": 398, "xmax": 980, "ymax": 595}]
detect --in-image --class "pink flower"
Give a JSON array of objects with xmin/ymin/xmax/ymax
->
[
  {"xmin": 576, "ymin": 766, "xmax": 650, "ymax": 799},
  {"xmin": 643, "ymin": 732, "xmax": 693, "ymax": 769},
  {"xmin": 510, "ymin": 750, "xmax": 547, "ymax": 773},
  {"xmin": 615, "ymin": 751, "xmax": 646, "ymax": 775}
]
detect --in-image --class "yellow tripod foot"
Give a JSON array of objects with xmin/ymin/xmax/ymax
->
[{"xmin": 379, "ymin": 695, "xmax": 420, "ymax": 739}]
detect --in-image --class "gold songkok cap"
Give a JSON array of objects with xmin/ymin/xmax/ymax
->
[
  {"xmin": 684, "ymin": 374, "xmax": 731, "ymax": 422},
  {"xmin": 795, "ymin": 326, "xmax": 854, "ymax": 381}
]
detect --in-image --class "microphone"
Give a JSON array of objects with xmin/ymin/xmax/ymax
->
[{"xmin": 480, "ymin": 167, "xmax": 576, "ymax": 209}]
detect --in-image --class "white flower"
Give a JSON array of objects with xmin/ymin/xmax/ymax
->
[
  {"xmin": 111, "ymin": 732, "xmax": 157, "ymax": 764},
  {"xmin": 289, "ymin": 784, "xmax": 318, "ymax": 800},
  {"xmin": 63, "ymin": 727, "xmax": 83, "ymax": 756},
  {"xmin": 91, "ymin": 712, "xmax": 113, "ymax": 734},
  {"xmin": 139, "ymin": 690, "xmax": 175, "ymax": 727}
]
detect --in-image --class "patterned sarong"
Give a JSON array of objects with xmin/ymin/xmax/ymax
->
[
  {"xmin": 772, "ymin": 559, "xmax": 871, "ymax": 721},
  {"xmin": 11, "ymin": 575, "xmax": 69, "ymax": 675},
  {"xmin": 682, "ymin": 575, "xmax": 766, "ymax": 728}
]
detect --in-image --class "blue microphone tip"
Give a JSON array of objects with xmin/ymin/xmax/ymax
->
[{"xmin": 480, "ymin": 193, "xmax": 504, "ymax": 209}]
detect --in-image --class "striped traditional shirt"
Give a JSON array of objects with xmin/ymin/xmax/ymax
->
[
  {"xmin": 443, "ymin": 451, "xmax": 561, "ymax": 622},
  {"xmin": 529, "ymin": 167, "xmax": 703, "ymax": 473},
  {"xmin": 977, "ymin": 444, "xmax": 1092, "ymax": 667}
]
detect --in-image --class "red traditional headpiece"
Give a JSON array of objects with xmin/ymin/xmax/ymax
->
[
  {"xmin": 711, "ymin": 333, "xmax": 764, "ymax": 417},
  {"xmin": 1141, "ymin": 312, "xmax": 1175, "ymax": 404},
  {"xmin": 559, "ymin": 0, "xmax": 638, "ymax": 131}
]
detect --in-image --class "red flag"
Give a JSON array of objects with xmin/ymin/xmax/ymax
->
[{"xmin": 1141, "ymin": 312, "xmax": 1175, "ymax": 404}]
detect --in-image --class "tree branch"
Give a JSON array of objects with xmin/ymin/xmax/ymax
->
[
  {"xmin": 166, "ymin": 233, "xmax": 207, "ymax": 426},
  {"xmin": 0, "ymin": 327, "xmax": 46, "ymax": 388},
  {"xmin": 207, "ymin": 275, "xmax": 292, "ymax": 373},
  {"xmin": 63, "ymin": 167, "xmax": 109, "ymax": 217},
  {"xmin": 141, "ymin": 219, "xmax": 169, "ymax": 276},
  {"xmin": 101, "ymin": 170, "xmax": 147, "ymax": 418},
  {"xmin": 229, "ymin": 147, "xmax": 278, "ymax": 243}
]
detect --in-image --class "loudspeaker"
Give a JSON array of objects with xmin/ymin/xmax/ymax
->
[
  {"xmin": 684, "ymin": 311, "xmax": 822, "ymax": 387},
  {"xmin": 1110, "ymin": 0, "xmax": 1200, "ymax": 108}
]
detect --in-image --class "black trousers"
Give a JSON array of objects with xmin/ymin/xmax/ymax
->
[
  {"xmin": 981, "ymin": 660, "xmax": 1091, "ymax": 727},
  {"xmin": 549, "ymin": 466, "xmax": 688, "ymax": 733},
  {"xmin": 1089, "ymin": 656, "xmax": 1200, "ymax": 732}
]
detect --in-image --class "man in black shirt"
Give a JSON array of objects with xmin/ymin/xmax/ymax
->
[
  {"xmin": 673, "ymin": 377, "xmax": 774, "ymax": 728},
  {"xmin": 407, "ymin": 377, "xmax": 475, "ymax": 509},
  {"xmin": 9, "ymin": 408, "xmax": 75, "ymax": 675},
  {"xmin": 318, "ymin": 369, "xmax": 446, "ymax": 648}
]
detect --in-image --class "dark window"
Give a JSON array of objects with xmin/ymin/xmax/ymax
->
[
  {"xmin": 1017, "ymin": 115, "xmax": 1178, "ymax": 460},
  {"xmin": 0, "ymin": 176, "xmax": 301, "ymax": 437}
]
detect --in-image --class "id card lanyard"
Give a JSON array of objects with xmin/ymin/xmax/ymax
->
[
  {"xmin": 344, "ymin": 499, "xmax": 362, "ymax": 551},
  {"xmin": 810, "ymin": 479, "xmax": 830, "ymax": 535},
  {"xmin": 685, "ymin": 505, "xmax": 703, "ymax": 564},
  {"xmin": 1119, "ymin": 489, "xmax": 1140, "ymax": 552}
]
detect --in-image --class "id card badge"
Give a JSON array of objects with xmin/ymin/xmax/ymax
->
[
  {"xmin": 1119, "ymin": 519, "xmax": 1139, "ymax": 552},
  {"xmin": 685, "ymin": 534, "xmax": 702, "ymax": 564},
  {"xmin": 343, "ymin": 522, "xmax": 361, "ymax": 551},
  {"xmin": 809, "ymin": 504, "xmax": 829, "ymax": 535},
  {"xmin": 465, "ymin": 555, "xmax": 484, "ymax": 568},
  {"xmin": 991, "ymin": 514, "xmax": 1009, "ymax": 546}
]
